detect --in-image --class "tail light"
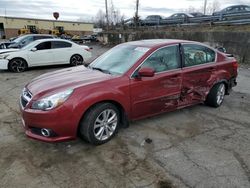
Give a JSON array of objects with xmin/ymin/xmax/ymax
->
[
  {"xmin": 232, "ymin": 61, "xmax": 238, "ymax": 75},
  {"xmin": 232, "ymin": 61, "xmax": 238, "ymax": 71}
]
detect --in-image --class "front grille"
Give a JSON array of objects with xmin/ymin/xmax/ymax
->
[
  {"xmin": 21, "ymin": 96, "xmax": 28, "ymax": 107},
  {"xmin": 20, "ymin": 88, "xmax": 33, "ymax": 108}
]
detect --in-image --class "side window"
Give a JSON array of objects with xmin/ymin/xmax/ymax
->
[
  {"xmin": 36, "ymin": 42, "xmax": 51, "ymax": 50},
  {"xmin": 183, "ymin": 44, "xmax": 215, "ymax": 67},
  {"xmin": 141, "ymin": 45, "xmax": 180, "ymax": 73},
  {"xmin": 52, "ymin": 41, "xmax": 72, "ymax": 49}
]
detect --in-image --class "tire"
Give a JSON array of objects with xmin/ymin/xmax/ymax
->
[
  {"xmin": 70, "ymin": 54, "xmax": 83, "ymax": 66},
  {"xmin": 8, "ymin": 58, "xmax": 28, "ymax": 73},
  {"xmin": 79, "ymin": 103, "xmax": 120, "ymax": 145},
  {"xmin": 205, "ymin": 83, "xmax": 226, "ymax": 108}
]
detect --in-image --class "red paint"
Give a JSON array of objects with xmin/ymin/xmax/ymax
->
[{"xmin": 20, "ymin": 40, "xmax": 238, "ymax": 142}]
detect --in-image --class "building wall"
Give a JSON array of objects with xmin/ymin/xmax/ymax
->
[{"xmin": 0, "ymin": 16, "xmax": 94, "ymax": 38}]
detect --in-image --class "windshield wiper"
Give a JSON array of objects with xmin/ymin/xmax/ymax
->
[{"xmin": 91, "ymin": 67, "xmax": 111, "ymax": 74}]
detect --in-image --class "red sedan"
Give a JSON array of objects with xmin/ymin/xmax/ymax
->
[{"xmin": 20, "ymin": 39, "xmax": 238, "ymax": 145}]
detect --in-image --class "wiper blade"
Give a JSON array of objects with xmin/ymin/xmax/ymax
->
[{"xmin": 91, "ymin": 67, "xmax": 111, "ymax": 74}]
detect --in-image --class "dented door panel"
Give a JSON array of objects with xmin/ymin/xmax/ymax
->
[{"xmin": 130, "ymin": 70, "xmax": 182, "ymax": 120}]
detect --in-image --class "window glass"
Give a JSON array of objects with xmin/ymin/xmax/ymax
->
[
  {"xmin": 90, "ymin": 45, "xmax": 148, "ymax": 75},
  {"xmin": 245, "ymin": 7, "xmax": 250, "ymax": 11},
  {"xmin": 36, "ymin": 42, "xmax": 51, "ymax": 50},
  {"xmin": 19, "ymin": 36, "xmax": 33, "ymax": 47},
  {"xmin": 52, "ymin": 41, "xmax": 72, "ymax": 49},
  {"xmin": 34, "ymin": 35, "xmax": 52, "ymax": 40},
  {"xmin": 183, "ymin": 44, "xmax": 215, "ymax": 67},
  {"xmin": 141, "ymin": 45, "xmax": 180, "ymax": 73}
]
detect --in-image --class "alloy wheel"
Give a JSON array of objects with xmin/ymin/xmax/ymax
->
[
  {"xmin": 93, "ymin": 109, "xmax": 118, "ymax": 141},
  {"xmin": 216, "ymin": 84, "xmax": 225, "ymax": 105}
]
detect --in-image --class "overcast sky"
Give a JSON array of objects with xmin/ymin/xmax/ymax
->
[{"xmin": 0, "ymin": 0, "xmax": 249, "ymax": 21}]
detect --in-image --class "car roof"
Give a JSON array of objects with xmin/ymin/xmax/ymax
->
[
  {"xmin": 20, "ymin": 34, "xmax": 54, "ymax": 37},
  {"xmin": 124, "ymin": 39, "xmax": 197, "ymax": 48},
  {"xmin": 35, "ymin": 38, "xmax": 73, "ymax": 43}
]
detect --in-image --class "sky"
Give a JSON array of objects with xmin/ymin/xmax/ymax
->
[{"xmin": 0, "ymin": 0, "xmax": 249, "ymax": 22}]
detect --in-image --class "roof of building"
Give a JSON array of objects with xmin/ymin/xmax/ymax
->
[{"xmin": 0, "ymin": 16, "xmax": 93, "ymax": 24}]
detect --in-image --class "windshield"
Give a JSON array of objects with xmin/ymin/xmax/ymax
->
[
  {"xmin": 89, "ymin": 45, "xmax": 149, "ymax": 75},
  {"xmin": 12, "ymin": 35, "xmax": 28, "ymax": 43},
  {"xmin": 21, "ymin": 41, "xmax": 36, "ymax": 50}
]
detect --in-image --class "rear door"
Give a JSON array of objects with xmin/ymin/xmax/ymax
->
[
  {"xmin": 130, "ymin": 45, "xmax": 182, "ymax": 119},
  {"xmin": 180, "ymin": 43, "xmax": 217, "ymax": 106},
  {"xmin": 27, "ymin": 41, "xmax": 54, "ymax": 66},
  {"xmin": 51, "ymin": 41, "xmax": 73, "ymax": 64}
]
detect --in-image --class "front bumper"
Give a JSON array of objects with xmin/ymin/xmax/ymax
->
[
  {"xmin": 0, "ymin": 59, "xmax": 9, "ymax": 70},
  {"xmin": 20, "ymin": 100, "xmax": 79, "ymax": 143}
]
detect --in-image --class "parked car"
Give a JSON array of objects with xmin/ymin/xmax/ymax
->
[
  {"xmin": 141, "ymin": 15, "xmax": 164, "ymax": 26},
  {"xmin": 162, "ymin": 13, "xmax": 194, "ymax": 24},
  {"xmin": 7, "ymin": 34, "xmax": 54, "ymax": 49},
  {"xmin": 213, "ymin": 5, "xmax": 250, "ymax": 16},
  {"xmin": 0, "ymin": 39, "xmax": 91, "ymax": 72},
  {"xmin": 0, "ymin": 42, "xmax": 14, "ymax": 49},
  {"xmin": 19, "ymin": 39, "xmax": 238, "ymax": 145},
  {"xmin": 190, "ymin": 12, "xmax": 205, "ymax": 17}
]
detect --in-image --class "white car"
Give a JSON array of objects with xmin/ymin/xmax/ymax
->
[{"xmin": 0, "ymin": 39, "xmax": 92, "ymax": 72}]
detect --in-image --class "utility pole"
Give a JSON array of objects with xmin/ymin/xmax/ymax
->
[
  {"xmin": 105, "ymin": 0, "xmax": 109, "ymax": 30},
  {"xmin": 135, "ymin": 0, "xmax": 139, "ymax": 27},
  {"xmin": 203, "ymin": 0, "xmax": 208, "ymax": 15}
]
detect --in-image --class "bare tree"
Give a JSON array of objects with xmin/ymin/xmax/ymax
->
[
  {"xmin": 207, "ymin": 0, "xmax": 220, "ymax": 14},
  {"xmin": 95, "ymin": 9, "xmax": 106, "ymax": 28}
]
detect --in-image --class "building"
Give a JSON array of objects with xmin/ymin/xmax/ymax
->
[{"xmin": 0, "ymin": 16, "xmax": 94, "ymax": 39}]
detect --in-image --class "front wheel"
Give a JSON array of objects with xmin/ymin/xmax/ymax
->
[
  {"xmin": 70, "ymin": 54, "xmax": 83, "ymax": 66},
  {"xmin": 79, "ymin": 103, "xmax": 120, "ymax": 145},
  {"xmin": 8, "ymin": 58, "xmax": 28, "ymax": 73},
  {"xmin": 206, "ymin": 83, "xmax": 226, "ymax": 107}
]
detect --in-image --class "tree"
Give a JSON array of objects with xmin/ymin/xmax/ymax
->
[{"xmin": 95, "ymin": 9, "xmax": 106, "ymax": 28}]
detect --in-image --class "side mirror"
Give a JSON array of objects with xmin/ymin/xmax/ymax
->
[
  {"xmin": 138, "ymin": 67, "xmax": 155, "ymax": 77},
  {"xmin": 31, "ymin": 48, "xmax": 37, "ymax": 52}
]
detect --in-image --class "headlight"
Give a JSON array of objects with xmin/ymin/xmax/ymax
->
[
  {"xmin": 0, "ymin": 54, "xmax": 10, "ymax": 59},
  {"xmin": 31, "ymin": 89, "xmax": 74, "ymax": 110}
]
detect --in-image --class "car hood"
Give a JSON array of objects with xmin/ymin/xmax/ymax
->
[
  {"xmin": 0, "ymin": 48, "xmax": 20, "ymax": 54},
  {"xmin": 27, "ymin": 66, "xmax": 113, "ymax": 99}
]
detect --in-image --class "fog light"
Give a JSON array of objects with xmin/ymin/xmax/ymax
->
[{"xmin": 41, "ymin": 128, "xmax": 51, "ymax": 137}]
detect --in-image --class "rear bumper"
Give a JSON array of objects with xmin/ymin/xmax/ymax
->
[{"xmin": 0, "ymin": 59, "xmax": 9, "ymax": 70}]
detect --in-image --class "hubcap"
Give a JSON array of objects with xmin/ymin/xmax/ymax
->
[
  {"xmin": 71, "ymin": 55, "xmax": 83, "ymax": 66},
  {"xmin": 11, "ymin": 60, "xmax": 26, "ymax": 72},
  {"xmin": 216, "ymin": 84, "xmax": 225, "ymax": 105},
  {"xmin": 93, "ymin": 109, "xmax": 118, "ymax": 141}
]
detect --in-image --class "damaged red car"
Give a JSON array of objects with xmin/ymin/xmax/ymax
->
[{"xmin": 20, "ymin": 39, "xmax": 238, "ymax": 145}]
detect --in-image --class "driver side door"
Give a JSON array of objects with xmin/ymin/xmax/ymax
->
[
  {"xmin": 130, "ymin": 45, "xmax": 182, "ymax": 120},
  {"xmin": 27, "ymin": 41, "xmax": 54, "ymax": 66}
]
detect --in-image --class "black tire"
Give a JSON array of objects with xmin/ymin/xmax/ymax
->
[
  {"xmin": 70, "ymin": 54, "xmax": 83, "ymax": 66},
  {"xmin": 79, "ymin": 103, "xmax": 120, "ymax": 145},
  {"xmin": 205, "ymin": 83, "xmax": 226, "ymax": 108},
  {"xmin": 8, "ymin": 58, "xmax": 28, "ymax": 73}
]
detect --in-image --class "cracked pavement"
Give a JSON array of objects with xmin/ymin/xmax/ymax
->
[{"xmin": 0, "ymin": 45, "xmax": 250, "ymax": 188}]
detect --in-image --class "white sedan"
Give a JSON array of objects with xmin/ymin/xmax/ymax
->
[{"xmin": 0, "ymin": 39, "xmax": 92, "ymax": 72}]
